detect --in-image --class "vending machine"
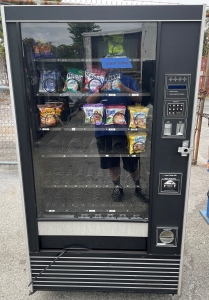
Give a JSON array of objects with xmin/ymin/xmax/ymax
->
[{"xmin": 1, "ymin": 4, "xmax": 205, "ymax": 295}]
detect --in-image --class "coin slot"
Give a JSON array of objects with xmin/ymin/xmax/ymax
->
[{"xmin": 163, "ymin": 123, "xmax": 172, "ymax": 136}]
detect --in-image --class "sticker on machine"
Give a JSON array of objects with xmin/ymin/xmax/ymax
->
[{"xmin": 158, "ymin": 173, "xmax": 182, "ymax": 195}]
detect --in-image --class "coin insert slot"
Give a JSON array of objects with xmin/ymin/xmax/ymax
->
[
  {"xmin": 176, "ymin": 123, "xmax": 184, "ymax": 136},
  {"xmin": 163, "ymin": 123, "xmax": 172, "ymax": 136}
]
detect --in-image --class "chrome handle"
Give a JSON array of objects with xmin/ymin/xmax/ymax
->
[{"xmin": 178, "ymin": 140, "xmax": 193, "ymax": 157}]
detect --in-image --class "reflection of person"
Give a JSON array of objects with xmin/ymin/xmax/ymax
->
[{"xmin": 87, "ymin": 70, "xmax": 148, "ymax": 203}]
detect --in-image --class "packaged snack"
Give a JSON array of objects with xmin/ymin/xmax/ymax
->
[
  {"xmin": 105, "ymin": 105, "xmax": 126, "ymax": 125},
  {"xmin": 33, "ymin": 41, "xmax": 53, "ymax": 58},
  {"xmin": 128, "ymin": 106, "xmax": 149, "ymax": 129},
  {"xmin": 127, "ymin": 132, "xmax": 147, "ymax": 154},
  {"xmin": 38, "ymin": 69, "xmax": 62, "ymax": 93},
  {"xmin": 103, "ymin": 34, "xmax": 124, "ymax": 56},
  {"xmin": 83, "ymin": 103, "xmax": 104, "ymax": 125},
  {"xmin": 84, "ymin": 68, "xmax": 106, "ymax": 93},
  {"xmin": 37, "ymin": 102, "xmax": 64, "ymax": 127},
  {"xmin": 63, "ymin": 68, "xmax": 84, "ymax": 93},
  {"xmin": 103, "ymin": 71, "xmax": 122, "ymax": 92}
]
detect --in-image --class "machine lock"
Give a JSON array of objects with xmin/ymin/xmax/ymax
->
[{"xmin": 178, "ymin": 140, "xmax": 193, "ymax": 156}]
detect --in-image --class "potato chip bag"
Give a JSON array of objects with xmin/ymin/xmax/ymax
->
[
  {"xmin": 127, "ymin": 132, "xmax": 147, "ymax": 154},
  {"xmin": 37, "ymin": 102, "xmax": 64, "ymax": 127},
  {"xmin": 83, "ymin": 103, "xmax": 104, "ymax": 125},
  {"xmin": 105, "ymin": 105, "xmax": 126, "ymax": 125},
  {"xmin": 128, "ymin": 106, "xmax": 149, "ymax": 129},
  {"xmin": 63, "ymin": 68, "xmax": 84, "ymax": 93},
  {"xmin": 33, "ymin": 41, "xmax": 53, "ymax": 58},
  {"xmin": 104, "ymin": 71, "xmax": 122, "ymax": 92},
  {"xmin": 38, "ymin": 69, "xmax": 62, "ymax": 93},
  {"xmin": 84, "ymin": 68, "xmax": 106, "ymax": 93}
]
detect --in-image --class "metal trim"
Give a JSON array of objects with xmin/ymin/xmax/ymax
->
[
  {"xmin": 31, "ymin": 269, "xmax": 179, "ymax": 274},
  {"xmin": 5, "ymin": 20, "xmax": 202, "ymax": 23},
  {"xmin": 32, "ymin": 277, "xmax": 178, "ymax": 282},
  {"xmin": 32, "ymin": 284, "xmax": 177, "ymax": 290},
  {"xmin": 31, "ymin": 265, "xmax": 179, "ymax": 269},
  {"xmin": 31, "ymin": 262, "xmax": 180, "ymax": 267},
  {"xmin": 30, "ymin": 255, "xmax": 180, "ymax": 262},
  {"xmin": 0, "ymin": 5, "xmax": 33, "ymax": 294},
  {"xmin": 31, "ymin": 273, "xmax": 179, "ymax": 278},
  {"xmin": 32, "ymin": 279, "xmax": 178, "ymax": 285}
]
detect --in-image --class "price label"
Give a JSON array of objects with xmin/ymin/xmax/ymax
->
[{"xmin": 100, "ymin": 57, "xmax": 133, "ymax": 69}]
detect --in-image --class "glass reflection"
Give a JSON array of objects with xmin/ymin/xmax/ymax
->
[{"xmin": 21, "ymin": 22, "xmax": 157, "ymax": 219}]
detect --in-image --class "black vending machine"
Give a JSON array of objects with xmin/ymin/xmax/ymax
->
[{"xmin": 1, "ymin": 4, "xmax": 205, "ymax": 295}]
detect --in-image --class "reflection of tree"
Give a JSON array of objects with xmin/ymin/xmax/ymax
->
[
  {"xmin": 67, "ymin": 23, "xmax": 101, "ymax": 57},
  {"xmin": 22, "ymin": 23, "xmax": 101, "ymax": 65},
  {"xmin": 68, "ymin": 23, "xmax": 101, "ymax": 44}
]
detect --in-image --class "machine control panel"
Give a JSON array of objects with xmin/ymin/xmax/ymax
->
[
  {"xmin": 167, "ymin": 103, "xmax": 185, "ymax": 116},
  {"xmin": 162, "ymin": 74, "xmax": 191, "ymax": 138}
]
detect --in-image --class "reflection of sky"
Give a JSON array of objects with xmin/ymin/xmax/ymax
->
[{"xmin": 21, "ymin": 23, "xmax": 143, "ymax": 46}]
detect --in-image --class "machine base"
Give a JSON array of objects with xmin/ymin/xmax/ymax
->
[{"xmin": 30, "ymin": 250, "xmax": 180, "ymax": 294}]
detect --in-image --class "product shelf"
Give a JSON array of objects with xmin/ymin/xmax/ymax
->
[
  {"xmin": 39, "ymin": 125, "xmax": 151, "ymax": 132},
  {"xmin": 34, "ymin": 58, "xmax": 141, "ymax": 63}
]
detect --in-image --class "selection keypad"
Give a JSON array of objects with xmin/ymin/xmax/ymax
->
[{"xmin": 167, "ymin": 103, "xmax": 184, "ymax": 115}]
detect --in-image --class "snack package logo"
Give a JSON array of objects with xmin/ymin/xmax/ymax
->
[
  {"xmin": 85, "ymin": 71, "xmax": 105, "ymax": 82},
  {"xmin": 107, "ymin": 73, "xmax": 121, "ymax": 82},
  {"xmin": 66, "ymin": 72, "xmax": 83, "ymax": 82},
  {"xmin": 85, "ymin": 108, "xmax": 94, "ymax": 117},
  {"xmin": 133, "ymin": 112, "xmax": 146, "ymax": 124},
  {"xmin": 134, "ymin": 136, "xmax": 146, "ymax": 144},
  {"xmin": 108, "ymin": 109, "xmax": 117, "ymax": 115}
]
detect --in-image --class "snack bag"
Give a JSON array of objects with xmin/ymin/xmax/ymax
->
[
  {"xmin": 104, "ymin": 71, "xmax": 122, "ymax": 92},
  {"xmin": 37, "ymin": 102, "xmax": 64, "ymax": 127},
  {"xmin": 103, "ymin": 34, "xmax": 124, "ymax": 56},
  {"xmin": 33, "ymin": 41, "xmax": 53, "ymax": 58},
  {"xmin": 84, "ymin": 68, "xmax": 106, "ymax": 93},
  {"xmin": 63, "ymin": 68, "xmax": 84, "ymax": 93},
  {"xmin": 38, "ymin": 69, "xmax": 61, "ymax": 93},
  {"xmin": 128, "ymin": 106, "xmax": 149, "ymax": 129},
  {"xmin": 127, "ymin": 132, "xmax": 147, "ymax": 154},
  {"xmin": 83, "ymin": 103, "xmax": 104, "ymax": 125},
  {"xmin": 105, "ymin": 105, "xmax": 126, "ymax": 125}
]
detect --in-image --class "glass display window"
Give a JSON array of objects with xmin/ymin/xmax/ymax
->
[{"xmin": 21, "ymin": 22, "xmax": 157, "ymax": 220}]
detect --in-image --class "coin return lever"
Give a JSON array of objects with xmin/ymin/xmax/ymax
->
[{"xmin": 178, "ymin": 140, "xmax": 193, "ymax": 156}]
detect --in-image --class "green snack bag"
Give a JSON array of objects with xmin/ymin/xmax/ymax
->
[{"xmin": 63, "ymin": 68, "xmax": 84, "ymax": 92}]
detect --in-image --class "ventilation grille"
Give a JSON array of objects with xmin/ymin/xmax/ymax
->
[{"xmin": 30, "ymin": 252, "xmax": 180, "ymax": 293}]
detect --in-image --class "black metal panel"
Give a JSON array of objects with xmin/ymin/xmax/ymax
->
[
  {"xmin": 148, "ymin": 22, "xmax": 201, "ymax": 254},
  {"xmin": 6, "ymin": 23, "xmax": 39, "ymax": 252},
  {"xmin": 4, "ymin": 5, "xmax": 203, "ymax": 22},
  {"xmin": 30, "ymin": 251, "xmax": 180, "ymax": 294},
  {"xmin": 40, "ymin": 236, "xmax": 147, "ymax": 251}
]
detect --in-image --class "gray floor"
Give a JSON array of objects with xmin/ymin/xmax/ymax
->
[{"xmin": 0, "ymin": 102, "xmax": 209, "ymax": 300}]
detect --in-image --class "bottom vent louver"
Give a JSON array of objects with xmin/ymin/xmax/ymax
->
[{"xmin": 30, "ymin": 252, "xmax": 180, "ymax": 294}]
